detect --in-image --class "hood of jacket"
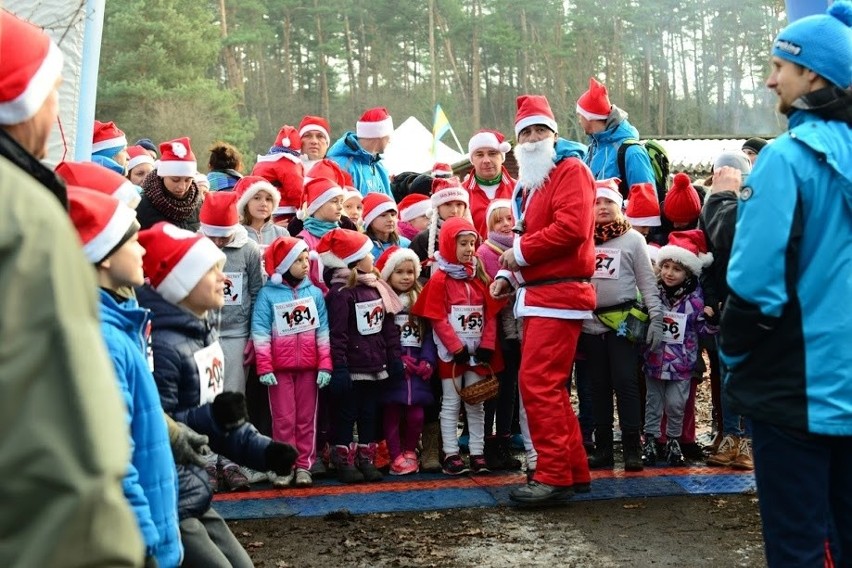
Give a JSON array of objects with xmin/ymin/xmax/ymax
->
[
  {"xmin": 328, "ymin": 132, "xmax": 382, "ymax": 164},
  {"xmin": 99, "ymin": 289, "xmax": 149, "ymax": 340},
  {"xmin": 224, "ymin": 224, "xmax": 250, "ymax": 249},
  {"xmin": 555, "ymin": 137, "xmax": 588, "ymax": 162},
  {"xmin": 589, "ymin": 105, "xmax": 638, "ymax": 146}
]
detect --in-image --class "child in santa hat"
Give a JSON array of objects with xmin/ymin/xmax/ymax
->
[
  {"xmin": 625, "ymin": 182, "xmax": 661, "ymax": 241},
  {"xmin": 251, "ymin": 125, "xmax": 304, "ymax": 221},
  {"xmin": 135, "ymin": 222, "xmax": 296, "ymax": 566},
  {"xmin": 641, "ymin": 230, "xmax": 717, "ymax": 467},
  {"xmin": 252, "ymin": 237, "xmax": 332, "ymax": 488},
  {"xmin": 91, "ymin": 119, "xmax": 129, "ymax": 174},
  {"xmin": 397, "ymin": 193, "xmax": 432, "ymax": 240},
  {"xmin": 342, "ymin": 186, "xmax": 364, "ymax": 230},
  {"xmin": 294, "ymin": 177, "xmax": 346, "ymax": 295},
  {"xmin": 235, "ymin": 175, "xmax": 289, "ymax": 247},
  {"xmin": 125, "ymin": 145, "xmax": 155, "ymax": 186},
  {"xmin": 322, "ymin": 229, "xmax": 404, "ymax": 483},
  {"xmin": 375, "ymin": 246, "xmax": 436, "ymax": 475},
  {"xmin": 409, "ymin": 178, "xmax": 471, "ymax": 280},
  {"xmin": 363, "ymin": 192, "xmax": 411, "ymax": 260},
  {"xmin": 411, "ymin": 217, "xmax": 505, "ymax": 476},
  {"xmin": 136, "ymin": 137, "xmax": 203, "ymax": 231},
  {"xmin": 66, "ymin": 187, "xmax": 182, "ymax": 568}
]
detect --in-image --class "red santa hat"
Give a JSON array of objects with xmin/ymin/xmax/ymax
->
[
  {"xmin": 576, "ymin": 77, "xmax": 612, "ymax": 121},
  {"xmin": 431, "ymin": 162, "xmax": 454, "ymax": 178},
  {"xmin": 138, "ymin": 222, "xmax": 226, "ymax": 304},
  {"xmin": 657, "ymin": 229, "xmax": 713, "ymax": 276},
  {"xmin": 376, "ymin": 245, "xmax": 421, "ymax": 281},
  {"xmin": 343, "ymin": 186, "xmax": 363, "ymax": 204},
  {"xmin": 251, "ymin": 153, "xmax": 302, "ymax": 214},
  {"xmin": 298, "ymin": 115, "xmax": 331, "ymax": 143},
  {"xmin": 468, "ymin": 129, "xmax": 512, "ymax": 155},
  {"xmin": 126, "ymin": 145, "xmax": 155, "ymax": 172},
  {"xmin": 305, "ymin": 158, "xmax": 354, "ymax": 187},
  {"xmin": 67, "ymin": 186, "xmax": 139, "ymax": 264},
  {"xmin": 663, "ymin": 173, "xmax": 701, "ymax": 225},
  {"xmin": 595, "ymin": 178, "xmax": 623, "ymax": 208},
  {"xmin": 199, "ymin": 191, "xmax": 240, "ymax": 237},
  {"xmin": 55, "ymin": 160, "xmax": 142, "ymax": 209},
  {"xmin": 362, "ymin": 192, "xmax": 398, "ymax": 228},
  {"xmin": 234, "ymin": 175, "xmax": 282, "ymax": 216},
  {"xmin": 356, "ymin": 107, "xmax": 394, "ymax": 139},
  {"xmin": 0, "ymin": 12, "xmax": 64, "ymax": 126},
  {"xmin": 514, "ymin": 95, "xmax": 558, "ymax": 138},
  {"xmin": 485, "ymin": 198, "xmax": 513, "ymax": 228},
  {"xmin": 301, "ymin": 177, "xmax": 345, "ymax": 218},
  {"xmin": 274, "ymin": 125, "xmax": 302, "ymax": 150},
  {"xmin": 398, "ymin": 193, "xmax": 431, "ymax": 222},
  {"xmin": 625, "ymin": 183, "xmax": 661, "ymax": 227},
  {"xmin": 430, "ymin": 177, "xmax": 469, "ymax": 209},
  {"xmin": 438, "ymin": 217, "xmax": 479, "ymax": 264},
  {"xmin": 317, "ymin": 228, "xmax": 373, "ymax": 269},
  {"xmin": 157, "ymin": 137, "xmax": 197, "ymax": 177},
  {"xmin": 91, "ymin": 120, "xmax": 127, "ymax": 154},
  {"xmin": 264, "ymin": 236, "xmax": 309, "ymax": 284}
]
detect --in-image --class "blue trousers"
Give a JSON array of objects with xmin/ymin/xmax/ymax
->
[{"xmin": 752, "ymin": 420, "xmax": 851, "ymax": 567}]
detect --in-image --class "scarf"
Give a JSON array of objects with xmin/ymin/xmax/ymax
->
[
  {"xmin": 434, "ymin": 251, "xmax": 476, "ymax": 280},
  {"xmin": 475, "ymin": 172, "xmax": 503, "ymax": 186},
  {"xmin": 594, "ymin": 218, "xmax": 632, "ymax": 244},
  {"xmin": 330, "ymin": 269, "xmax": 403, "ymax": 314},
  {"xmin": 141, "ymin": 172, "xmax": 200, "ymax": 222},
  {"xmin": 487, "ymin": 231, "xmax": 514, "ymax": 250},
  {"xmin": 92, "ymin": 154, "xmax": 126, "ymax": 175},
  {"xmin": 303, "ymin": 216, "xmax": 339, "ymax": 238},
  {"xmin": 660, "ymin": 276, "xmax": 697, "ymax": 304}
]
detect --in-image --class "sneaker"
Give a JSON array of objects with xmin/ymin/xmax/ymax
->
[
  {"xmin": 442, "ymin": 454, "xmax": 469, "ymax": 475},
  {"xmin": 731, "ymin": 438, "xmax": 754, "ymax": 470},
  {"xmin": 641, "ymin": 434, "xmax": 658, "ymax": 466},
  {"xmin": 666, "ymin": 439, "xmax": 686, "ymax": 467},
  {"xmin": 272, "ymin": 472, "xmax": 294, "ymax": 487},
  {"xmin": 389, "ymin": 454, "xmax": 418, "ymax": 476},
  {"xmin": 469, "ymin": 454, "xmax": 489, "ymax": 474},
  {"xmin": 706, "ymin": 435, "xmax": 740, "ymax": 467},
  {"xmin": 294, "ymin": 468, "xmax": 313, "ymax": 487},
  {"xmin": 205, "ymin": 464, "xmax": 219, "ymax": 493},
  {"xmin": 219, "ymin": 465, "xmax": 251, "ymax": 492},
  {"xmin": 509, "ymin": 481, "xmax": 574, "ymax": 506},
  {"xmin": 240, "ymin": 466, "xmax": 268, "ymax": 484},
  {"xmin": 374, "ymin": 440, "xmax": 391, "ymax": 471}
]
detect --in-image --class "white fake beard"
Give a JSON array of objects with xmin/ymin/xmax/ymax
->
[{"xmin": 515, "ymin": 139, "xmax": 556, "ymax": 190}]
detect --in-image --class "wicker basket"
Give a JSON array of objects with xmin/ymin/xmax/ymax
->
[{"xmin": 451, "ymin": 363, "xmax": 499, "ymax": 405}]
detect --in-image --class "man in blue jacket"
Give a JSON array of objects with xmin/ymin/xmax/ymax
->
[
  {"xmin": 720, "ymin": 3, "xmax": 852, "ymax": 565},
  {"xmin": 327, "ymin": 107, "xmax": 393, "ymax": 197}
]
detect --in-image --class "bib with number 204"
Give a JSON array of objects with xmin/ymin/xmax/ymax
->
[
  {"xmin": 274, "ymin": 297, "xmax": 319, "ymax": 337},
  {"xmin": 223, "ymin": 272, "xmax": 244, "ymax": 306},
  {"xmin": 662, "ymin": 311, "xmax": 688, "ymax": 345},
  {"xmin": 193, "ymin": 341, "xmax": 225, "ymax": 406},
  {"xmin": 593, "ymin": 247, "xmax": 621, "ymax": 279},
  {"xmin": 355, "ymin": 299, "xmax": 385, "ymax": 336},
  {"xmin": 451, "ymin": 305, "xmax": 484, "ymax": 339},
  {"xmin": 395, "ymin": 314, "xmax": 422, "ymax": 348}
]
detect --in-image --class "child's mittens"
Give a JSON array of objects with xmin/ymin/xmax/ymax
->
[
  {"xmin": 474, "ymin": 347, "xmax": 493, "ymax": 365},
  {"xmin": 388, "ymin": 358, "xmax": 405, "ymax": 382},
  {"xmin": 414, "ymin": 361, "xmax": 433, "ymax": 380},
  {"xmin": 400, "ymin": 354, "xmax": 417, "ymax": 374},
  {"xmin": 329, "ymin": 367, "xmax": 352, "ymax": 396},
  {"xmin": 317, "ymin": 371, "xmax": 331, "ymax": 389},
  {"xmin": 452, "ymin": 347, "xmax": 470, "ymax": 365},
  {"xmin": 259, "ymin": 372, "xmax": 277, "ymax": 386}
]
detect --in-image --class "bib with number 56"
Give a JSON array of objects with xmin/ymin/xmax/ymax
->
[
  {"xmin": 662, "ymin": 311, "xmax": 688, "ymax": 345},
  {"xmin": 451, "ymin": 305, "xmax": 484, "ymax": 339}
]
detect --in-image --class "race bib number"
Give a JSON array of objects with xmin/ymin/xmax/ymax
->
[
  {"xmin": 355, "ymin": 299, "xmax": 385, "ymax": 335},
  {"xmin": 451, "ymin": 305, "xmax": 484, "ymax": 339},
  {"xmin": 274, "ymin": 297, "xmax": 319, "ymax": 337},
  {"xmin": 594, "ymin": 247, "xmax": 621, "ymax": 279},
  {"xmin": 223, "ymin": 272, "xmax": 244, "ymax": 305},
  {"xmin": 662, "ymin": 311, "xmax": 688, "ymax": 345},
  {"xmin": 193, "ymin": 341, "xmax": 225, "ymax": 405},
  {"xmin": 395, "ymin": 314, "xmax": 422, "ymax": 348}
]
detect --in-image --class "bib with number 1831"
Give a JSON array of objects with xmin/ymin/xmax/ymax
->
[
  {"xmin": 274, "ymin": 297, "xmax": 319, "ymax": 337},
  {"xmin": 451, "ymin": 305, "xmax": 484, "ymax": 339},
  {"xmin": 355, "ymin": 299, "xmax": 385, "ymax": 335}
]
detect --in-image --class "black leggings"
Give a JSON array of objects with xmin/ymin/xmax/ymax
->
[
  {"xmin": 579, "ymin": 332, "xmax": 641, "ymax": 433},
  {"xmin": 485, "ymin": 338, "xmax": 520, "ymax": 437}
]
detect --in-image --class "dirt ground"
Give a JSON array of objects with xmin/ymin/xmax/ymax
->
[{"xmin": 228, "ymin": 494, "xmax": 765, "ymax": 568}]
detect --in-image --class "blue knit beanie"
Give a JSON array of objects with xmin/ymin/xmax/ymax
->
[{"xmin": 772, "ymin": 1, "xmax": 852, "ymax": 89}]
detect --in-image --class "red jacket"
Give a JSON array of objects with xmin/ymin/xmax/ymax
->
[{"xmin": 463, "ymin": 167, "xmax": 516, "ymax": 238}]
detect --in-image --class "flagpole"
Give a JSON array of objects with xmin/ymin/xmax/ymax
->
[{"xmin": 448, "ymin": 126, "xmax": 464, "ymax": 155}]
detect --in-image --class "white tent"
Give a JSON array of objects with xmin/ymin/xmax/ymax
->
[{"xmin": 382, "ymin": 116, "xmax": 466, "ymax": 176}]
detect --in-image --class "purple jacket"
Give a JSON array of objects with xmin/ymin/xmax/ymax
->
[
  {"xmin": 382, "ymin": 309, "xmax": 436, "ymax": 407},
  {"xmin": 643, "ymin": 284, "xmax": 717, "ymax": 381},
  {"xmin": 326, "ymin": 283, "xmax": 402, "ymax": 374}
]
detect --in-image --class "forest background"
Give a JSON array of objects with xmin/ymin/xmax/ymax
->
[{"xmin": 96, "ymin": 0, "xmax": 788, "ymax": 169}]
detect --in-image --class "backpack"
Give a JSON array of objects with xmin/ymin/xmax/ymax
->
[{"xmin": 616, "ymin": 139, "xmax": 670, "ymax": 203}]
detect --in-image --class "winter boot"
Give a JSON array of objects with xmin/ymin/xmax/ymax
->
[
  {"xmin": 496, "ymin": 435, "xmax": 522, "ymax": 470},
  {"xmin": 622, "ymin": 431, "xmax": 644, "ymax": 472},
  {"xmin": 332, "ymin": 444, "xmax": 365, "ymax": 484},
  {"xmin": 641, "ymin": 434, "xmax": 658, "ymax": 466},
  {"xmin": 484, "ymin": 436, "xmax": 501, "ymax": 470},
  {"xmin": 356, "ymin": 443, "xmax": 384, "ymax": 482},
  {"xmin": 587, "ymin": 428, "xmax": 614, "ymax": 469},
  {"xmin": 420, "ymin": 422, "xmax": 442, "ymax": 472}
]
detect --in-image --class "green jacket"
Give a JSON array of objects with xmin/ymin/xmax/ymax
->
[{"xmin": 0, "ymin": 154, "xmax": 143, "ymax": 567}]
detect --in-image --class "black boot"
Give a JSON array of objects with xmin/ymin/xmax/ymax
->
[
  {"xmin": 484, "ymin": 436, "xmax": 501, "ymax": 470},
  {"xmin": 496, "ymin": 435, "xmax": 522, "ymax": 470},
  {"xmin": 332, "ymin": 444, "xmax": 365, "ymax": 484},
  {"xmin": 622, "ymin": 431, "xmax": 644, "ymax": 472},
  {"xmin": 587, "ymin": 429, "xmax": 614, "ymax": 469}
]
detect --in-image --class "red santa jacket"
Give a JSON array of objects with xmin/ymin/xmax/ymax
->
[
  {"xmin": 463, "ymin": 167, "xmax": 516, "ymax": 238},
  {"xmin": 507, "ymin": 157, "xmax": 597, "ymax": 318}
]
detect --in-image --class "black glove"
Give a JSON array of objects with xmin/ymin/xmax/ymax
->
[
  {"xmin": 265, "ymin": 442, "xmax": 298, "ymax": 475},
  {"xmin": 388, "ymin": 358, "xmax": 405, "ymax": 381},
  {"xmin": 474, "ymin": 347, "xmax": 493, "ymax": 365},
  {"xmin": 452, "ymin": 347, "xmax": 470, "ymax": 365},
  {"xmin": 168, "ymin": 418, "xmax": 210, "ymax": 467},
  {"xmin": 329, "ymin": 367, "xmax": 352, "ymax": 397},
  {"xmin": 211, "ymin": 391, "xmax": 248, "ymax": 431}
]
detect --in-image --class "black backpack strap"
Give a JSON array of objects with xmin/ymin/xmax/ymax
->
[{"xmin": 616, "ymin": 139, "xmax": 640, "ymax": 200}]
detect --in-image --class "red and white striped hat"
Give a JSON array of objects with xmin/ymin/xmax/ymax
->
[
  {"xmin": 356, "ymin": 107, "xmax": 394, "ymax": 139},
  {"xmin": 67, "ymin": 186, "xmax": 138, "ymax": 264},
  {"xmin": 92, "ymin": 120, "xmax": 127, "ymax": 154},
  {"xmin": 264, "ymin": 236, "xmax": 309, "ymax": 284},
  {"xmin": 199, "ymin": 191, "xmax": 240, "ymax": 237},
  {"xmin": 362, "ymin": 192, "xmax": 398, "ymax": 228},
  {"xmin": 158, "ymin": 137, "xmax": 197, "ymax": 178},
  {"xmin": 298, "ymin": 115, "xmax": 331, "ymax": 143},
  {"xmin": 55, "ymin": 160, "xmax": 141, "ymax": 209},
  {"xmin": 317, "ymin": 228, "xmax": 373, "ymax": 269}
]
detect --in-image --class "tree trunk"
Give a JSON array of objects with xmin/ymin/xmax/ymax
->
[
  {"xmin": 314, "ymin": 0, "xmax": 330, "ymax": 119},
  {"xmin": 429, "ymin": 0, "xmax": 436, "ymax": 107},
  {"xmin": 471, "ymin": 0, "xmax": 481, "ymax": 131},
  {"xmin": 343, "ymin": 12, "xmax": 358, "ymax": 116},
  {"xmin": 218, "ymin": 0, "xmax": 244, "ymax": 101}
]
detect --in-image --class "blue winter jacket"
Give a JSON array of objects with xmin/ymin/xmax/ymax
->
[
  {"xmin": 99, "ymin": 290, "xmax": 182, "ymax": 567},
  {"xmin": 327, "ymin": 132, "xmax": 392, "ymax": 197},
  {"xmin": 370, "ymin": 235, "xmax": 411, "ymax": 263},
  {"xmin": 721, "ymin": 103, "xmax": 852, "ymax": 436},
  {"xmin": 583, "ymin": 106, "xmax": 655, "ymax": 193},
  {"xmin": 137, "ymin": 285, "xmax": 275, "ymax": 519}
]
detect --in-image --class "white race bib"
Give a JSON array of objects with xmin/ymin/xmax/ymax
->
[
  {"xmin": 662, "ymin": 311, "xmax": 688, "ymax": 344},
  {"xmin": 395, "ymin": 314, "xmax": 422, "ymax": 348},
  {"xmin": 223, "ymin": 272, "xmax": 244, "ymax": 305},
  {"xmin": 273, "ymin": 297, "xmax": 320, "ymax": 337},
  {"xmin": 193, "ymin": 341, "xmax": 225, "ymax": 405},
  {"xmin": 451, "ymin": 305, "xmax": 484, "ymax": 339},
  {"xmin": 594, "ymin": 247, "xmax": 622, "ymax": 279},
  {"xmin": 355, "ymin": 299, "xmax": 385, "ymax": 335}
]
